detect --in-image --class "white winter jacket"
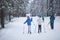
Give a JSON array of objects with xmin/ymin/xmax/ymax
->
[{"xmin": 37, "ymin": 17, "xmax": 42, "ymax": 25}]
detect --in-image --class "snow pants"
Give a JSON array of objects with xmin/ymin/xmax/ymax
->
[
  {"xmin": 38, "ymin": 25, "xmax": 41, "ymax": 33},
  {"xmin": 28, "ymin": 25, "xmax": 31, "ymax": 33},
  {"xmin": 50, "ymin": 23, "xmax": 54, "ymax": 29}
]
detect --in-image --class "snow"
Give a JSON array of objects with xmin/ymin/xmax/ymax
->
[{"xmin": 0, "ymin": 16, "xmax": 60, "ymax": 40}]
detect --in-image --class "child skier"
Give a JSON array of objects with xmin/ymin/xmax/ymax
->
[
  {"xmin": 37, "ymin": 15, "xmax": 42, "ymax": 33},
  {"xmin": 24, "ymin": 16, "xmax": 32, "ymax": 34},
  {"xmin": 50, "ymin": 14, "xmax": 55, "ymax": 30}
]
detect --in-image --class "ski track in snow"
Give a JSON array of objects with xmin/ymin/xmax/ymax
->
[{"xmin": 0, "ymin": 16, "xmax": 60, "ymax": 40}]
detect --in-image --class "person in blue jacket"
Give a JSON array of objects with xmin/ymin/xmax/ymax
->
[
  {"xmin": 24, "ymin": 16, "xmax": 32, "ymax": 34},
  {"xmin": 50, "ymin": 14, "xmax": 55, "ymax": 30}
]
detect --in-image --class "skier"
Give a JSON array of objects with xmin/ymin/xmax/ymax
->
[
  {"xmin": 50, "ymin": 14, "xmax": 55, "ymax": 30},
  {"xmin": 24, "ymin": 16, "xmax": 32, "ymax": 34},
  {"xmin": 37, "ymin": 15, "xmax": 42, "ymax": 33},
  {"xmin": 41, "ymin": 13, "xmax": 44, "ymax": 22}
]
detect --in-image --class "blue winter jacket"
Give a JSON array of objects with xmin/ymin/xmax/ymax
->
[
  {"xmin": 50, "ymin": 15, "xmax": 55, "ymax": 23},
  {"xmin": 24, "ymin": 18, "xmax": 32, "ymax": 26}
]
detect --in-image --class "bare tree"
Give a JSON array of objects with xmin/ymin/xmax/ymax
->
[{"xmin": 0, "ymin": 0, "xmax": 5, "ymax": 28}]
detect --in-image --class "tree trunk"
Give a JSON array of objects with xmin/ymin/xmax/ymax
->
[
  {"xmin": 9, "ymin": 12, "xmax": 11, "ymax": 22},
  {"xmin": 1, "ymin": 8, "xmax": 5, "ymax": 28}
]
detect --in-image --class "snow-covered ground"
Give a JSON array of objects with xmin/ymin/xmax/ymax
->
[{"xmin": 0, "ymin": 16, "xmax": 60, "ymax": 40}]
